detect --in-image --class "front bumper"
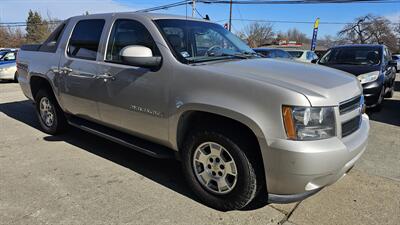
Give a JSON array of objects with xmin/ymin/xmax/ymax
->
[
  {"xmin": 362, "ymin": 77, "xmax": 383, "ymax": 107},
  {"xmin": 0, "ymin": 70, "xmax": 15, "ymax": 80},
  {"xmin": 265, "ymin": 114, "xmax": 369, "ymax": 203}
]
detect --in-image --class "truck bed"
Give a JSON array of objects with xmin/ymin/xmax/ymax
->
[{"xmin": 20, "ymin": 44, "xmax": 42, "ymax": 52}]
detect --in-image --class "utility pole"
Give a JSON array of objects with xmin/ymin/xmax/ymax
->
[
  {"xmin": 192, "ymin": 0, "xmax": 196, "ymax": 17},
  {"xmin": 228, "ymin": 0, "xmax": 233, "ymax": 31}
]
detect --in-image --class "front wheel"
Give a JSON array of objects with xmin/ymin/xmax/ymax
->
[
  {"xmin": 35, "ymin": 89, "xmax": 68, "ymax": 134},
  {"xmin": 182, "ymin": 130, "xmax": 262, "ymax": 211}
]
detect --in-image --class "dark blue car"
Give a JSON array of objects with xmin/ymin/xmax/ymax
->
[{"xmin": 317, "ymin": 44, "xmax": 397, "ymax": 110}]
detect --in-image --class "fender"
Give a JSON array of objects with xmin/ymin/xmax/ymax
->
[{"xmin": 169, "ymin": 103, "xmax": 266, "ymax": 151}]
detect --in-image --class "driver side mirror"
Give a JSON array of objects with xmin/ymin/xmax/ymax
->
[
  {"xmin": 311, "ymin": 59, "xmax": 318, "ymax": 64},
  {"xmin": 120, "ymin": 45, "xmax": 161, "ymax": 69}
]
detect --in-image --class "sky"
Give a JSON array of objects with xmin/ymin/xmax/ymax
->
[{"xmin": 0, "ymin": 0, "xmax": 399, "ymax": 38}]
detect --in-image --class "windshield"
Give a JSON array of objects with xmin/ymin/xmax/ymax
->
[
  {"xmin": 287, "ymin": 51, "xmax": 303, "ymax": 58},
  {"xmin": 0, "ymin": 52, "xmax": 7, "ymax": 60},
  {"xmin": 320, "ymin": 47, "xmax": 382, "ymax": 65},
  {"xmin": 155, "ymin": 19, "xmax": 257, "ymax": 63}
]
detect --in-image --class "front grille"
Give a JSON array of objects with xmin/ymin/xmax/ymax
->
[
  {"xmin": 339, "ymin": 95, "xmax": 361, "ymax": 115},
  {"xmin": 342, "ymin": 115, "xmax": 361, "ymax": 137}
]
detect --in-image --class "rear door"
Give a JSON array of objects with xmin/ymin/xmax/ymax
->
[{"xmin": 58, "ymin": 18, "xmax": 107, "ymax": 121}]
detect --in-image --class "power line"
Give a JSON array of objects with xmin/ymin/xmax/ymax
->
[
  {"xmin": 216, "ymin": 18, "xmax": 400, "ymax": 25},
  {"xmin": 135, "ymin": 0, "xmax": 400, "ymax": 13},
  {"xmin": 1, "ymin": 0, "xmax": 398, "ymax": 27},
  {"xmin": 197, "ymin": 0, "xmax": 400, "ymax": 4},
  {"xmin": 135, "ymin": 0, "xmax": 189, "ymax": 12}
]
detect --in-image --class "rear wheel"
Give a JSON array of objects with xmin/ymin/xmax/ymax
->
[
  {"xmin": 182, "ymin": 129, "xmax": 263, "ymax": 211},
  {"xmin": 35, "ymin": 89, "xmax": 68, "ymax": 134}
]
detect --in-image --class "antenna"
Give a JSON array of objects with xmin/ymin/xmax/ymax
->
[
  {"xmin": 228, "ymin": 0, "xmax": 233, "ymax": 31},
  {"xmin": 192, "ymin": 0, "xmax": 196, "ymax": 17}
]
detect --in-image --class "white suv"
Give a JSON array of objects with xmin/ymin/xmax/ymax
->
[{"xmin": 287, "ymin": 49, "xmax": 318, "ymax": 63}]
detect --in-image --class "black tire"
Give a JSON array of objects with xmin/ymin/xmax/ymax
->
[
  {"xmin": 181, "ymin": 129, "xmax": 263, "ymax": 211},
  {"xmin": 34, "ymin": 89, "xmax": 68, "ymax": 134},
  {"xmin": 13, "ymin": 71, "xmax": 18, "ymax": 83},
  {"xmin": 384, "ymin": 86, "xmax": 394, "ymax": 98}
]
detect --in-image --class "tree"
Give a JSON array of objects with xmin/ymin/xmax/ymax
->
[
  {"xmin": 338, "ymin": 14, "xmax": 398, "ymax": 52},
  {"xmin": 286, "ymin": 28, "xmax": 309, "ymax": 43},
  {"xmin": 237, "ymin": 22, "xmax": 275, "ymax": 48},
  {"xmin": 276, "ymin": 28, "xmax": 309, "ymax": 44},
  {"xmin": 393, "ymin": 18, "xmax": 400, "ymax": 53},
  {"xmin": 0, "ymin": 26, "xmax": 25, "ymax": 48},
  {"xmin": 25, "ymin": 10, "xmax": 49, "ymax": 43},
  {"xmin": 318, "ymin": 35, "xmax": 338, "ymax": 48},
  {"xmin": 338, "ymin": 15, "xmax": 373, "ymax": 44}
]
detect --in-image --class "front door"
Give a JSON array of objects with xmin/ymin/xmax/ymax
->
[{"xmin": 96, "ymin": 18, "xmax": 170, "ymax": 143}]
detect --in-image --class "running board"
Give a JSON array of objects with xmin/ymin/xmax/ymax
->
[{"xmin": 67, "ymin": 116, "xmax": 175, "ymax": 159}]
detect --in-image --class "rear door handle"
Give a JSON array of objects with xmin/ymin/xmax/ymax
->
[
  {"xmin": 60, "ymin": 67, "xmax": 73, "ymax": 73},
  {"xmin": 95, "ymin": 73, "xmax": 115, "ymax": 81}
]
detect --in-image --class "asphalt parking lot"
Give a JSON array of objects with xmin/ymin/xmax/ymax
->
[{"xmin": 1, "ymin": 76, "xmax": 399, "ymax": 225}]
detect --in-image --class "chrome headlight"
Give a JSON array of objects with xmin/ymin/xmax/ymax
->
[
  {"xmin": 357, "ymin": 71, "xmax": 380, "ymax": 84},
  {"xmin": 282, "ymin": 106, "xmax": 336, "ymax": 140}
]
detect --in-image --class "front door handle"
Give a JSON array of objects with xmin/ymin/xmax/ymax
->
[{"xmin": 95, "ymin": 73, "xmax": 115, "ymax": 81}]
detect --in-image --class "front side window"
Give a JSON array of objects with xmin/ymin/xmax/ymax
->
[
  {"xmin": 67, "ymin": 19, "xmax": 105, "ymax": 60},
  {"xmin": 106, "ymin": 19, "xmax": 160, "ymax": 63},
  {"xmin": 155, "ymin": 19, "xmax": 257, "ymax": 63}
]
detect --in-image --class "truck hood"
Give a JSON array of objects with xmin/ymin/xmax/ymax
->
[{"xmin": 199, "ymin": 58, "xmax": 362, "ymax": 106}]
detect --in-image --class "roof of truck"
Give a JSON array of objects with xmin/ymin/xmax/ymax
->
[{"xmin": 70, "ymin": 12, "xmax": 211, "ymax": 22}]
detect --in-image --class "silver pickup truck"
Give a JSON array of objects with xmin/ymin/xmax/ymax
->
[{"xmin": 17, "ymin": 12, "xmax": 369, "ymax": 211}]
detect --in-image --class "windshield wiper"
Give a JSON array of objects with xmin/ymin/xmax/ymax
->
[{"xmin": 220, "ymin": 53, "xmax": 249, "ymax": 59}]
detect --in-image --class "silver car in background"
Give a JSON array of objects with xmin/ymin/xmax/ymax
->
[
  {"xmin": 0, "ymin": 50, "xmax": 18, "ymax": 82},
  {"xmin": 287, "ymin": 49, "xmax": 319, "ymax": 63}
]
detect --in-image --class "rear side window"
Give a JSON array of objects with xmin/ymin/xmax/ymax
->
[
  {"xmin": 39, "ymin": 23, "xmax": 66, "ymax": 52},
  {"xmin": 106, "ymin": 19, "xmax": 160, "ymax": 63},
  {"xmin": 276, "ymin": 50, "xmax": 291, "ymax": 58},
  {"xmin": 67, "ymin": 19, "xmax": 105, "ymax": 60}
]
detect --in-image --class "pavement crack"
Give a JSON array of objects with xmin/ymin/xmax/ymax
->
[{"xmin": 278, "ymin": 201, "xmax": 302, "ymax": 225}]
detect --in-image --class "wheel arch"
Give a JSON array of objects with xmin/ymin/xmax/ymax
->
[
  {"xmin": 29, "ymin": 75, "xmax": 66, "ymax": 111},
  {"xmin": 171, "ymin": 104, "xmax": 269, "ymax": 179}
]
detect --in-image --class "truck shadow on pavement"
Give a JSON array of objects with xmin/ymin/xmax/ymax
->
[{"xmin": 0, "ymin": 99, "xmax": 267, "ymax": 211}]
